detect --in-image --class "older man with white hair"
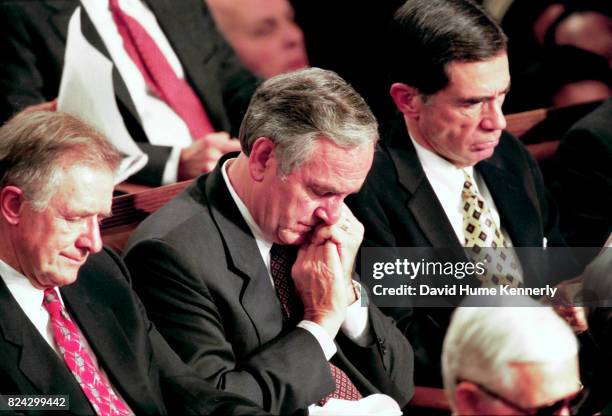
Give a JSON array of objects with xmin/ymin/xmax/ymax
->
[{"xmin": 442, "ymin": 296, "xmax": 585, "ymax": 415}]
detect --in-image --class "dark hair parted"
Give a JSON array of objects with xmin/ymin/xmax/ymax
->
[{"xmin": 389, "ymin": 0, "xmax": 507, "ymax": 94}]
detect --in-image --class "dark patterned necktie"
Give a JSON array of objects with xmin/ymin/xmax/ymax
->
[
  {"xmin": 269, "ymin": 244, "xmax": 362, "ymax": 404},
  {"xmin": 43, "ymin": 288, "xmax": 132, "ymax": 416},
  {"xmin": 462, "ymin": 170, "xmax": 522, "ymax": 287},
  {"xmin": 108, "ymin": 0, "xmax": 214, "ymax": 139}
]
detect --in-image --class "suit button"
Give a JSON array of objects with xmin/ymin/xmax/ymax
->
[{"xmin": 378, "ymin": 336, "xmax": 387, "ymax": 354}]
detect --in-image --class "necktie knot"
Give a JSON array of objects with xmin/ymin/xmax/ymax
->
[
  {"xmin": 43, "ymin": 288, "xmax": 63, "ymax": 317},
  {"xmin": 462, "ymin": 169, "xmax": 478, "ymax": 197},
  {"xmin": 107, "ymin": 0, "xmax": 213, "ymax": 138}
]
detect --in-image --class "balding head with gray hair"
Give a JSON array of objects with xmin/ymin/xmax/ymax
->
[
  {"xmin": 0, "ymin": 111, "xmax": 121, "ymax": 211},
  {"xmin": 442, "ymin": 296, "xmax": 579, "ymax": 414},
  {"xmin": 238, "ymin": 67, "xmax": 378, "ymax": 177}
]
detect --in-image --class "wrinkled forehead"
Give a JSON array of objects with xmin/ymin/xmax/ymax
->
[
  {"xmin": 298, "ymin": 139, "xmax": 374, "ymax": 191},
  {"xmin": 444, "ymin": 54, "xmax": 510, "ymax": 95},
  {"xmin": 51, "ymin": 163, "xmax": 114, "ymax": 211}
]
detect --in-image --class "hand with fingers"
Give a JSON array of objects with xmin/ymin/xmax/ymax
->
[
  {"xmin": 310, "ymin": 203, "xmax": 364, "ymax": 304},
  {"xmin": 178, "ymin": 132, "xmax": 241, "ymax": 181},
  {"xmin": 291, "ymin": 241, "xmax": 349, "ymax": 339}
]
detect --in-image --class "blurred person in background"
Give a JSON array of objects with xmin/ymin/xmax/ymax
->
[{"xmin": 207, "ymin": 0, "xmax": 308, "ymax": 79}]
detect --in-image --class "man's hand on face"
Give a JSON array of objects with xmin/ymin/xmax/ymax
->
[
  {"xmin": 178, "ymin": 132, "xmax": 241, "ymax": 181},
  {"xmin": 292, "ymin": 241, "xmax": 349, "ymax": 339},
  {"xmin": 310, "ymin": 203, "xmax": 363, "ymax": 299}
]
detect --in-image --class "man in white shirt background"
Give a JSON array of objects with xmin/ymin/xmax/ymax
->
[{"xmin": 0, "ymin": 0, "xmax": 258, "ymax": 186}]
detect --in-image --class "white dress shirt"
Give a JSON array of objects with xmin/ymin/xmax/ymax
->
[
  {"xmin": 410, "ymin": 135, "xmax": 514, "ymax": 246},
  {"xmin": 409, "ymin": 134, "xmax": 524, "ymax": 282},
  {"xmin": 81, "ymin": 0, "xmax": 193, "ymax": 184}
]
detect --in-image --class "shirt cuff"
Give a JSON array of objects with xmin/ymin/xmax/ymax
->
[
  {"xmin": 297, "ymin": 320, "xmax": 337, "ymax": 360},
  {"xmin": 161, "ymin": 146, "xmax": 182, "ymax": 185},
  {"xmin": 341, "ymin": 282, "xmax": 372, "ymax": 347}
]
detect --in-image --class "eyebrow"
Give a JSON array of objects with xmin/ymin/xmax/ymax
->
[
  {"xmin": 459, "ymin": 82, "xmax": 511, "ymax": 104},
  {"xmin": 311, "ymin": 183, "xmax": 344, "ymax": 195},
  {"xmin": 66, "ymin": 209, "xmax": 113, "ymax": 220}
]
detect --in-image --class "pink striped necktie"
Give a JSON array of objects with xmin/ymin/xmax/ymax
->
[
  {"xmin": 269, "ymin": 244, "xmax": 362, "ymax": 404},
  {"xmin": 108, "ymin": 0, "xmax": 215, "ymax": 139},
  {"xmin": 43, "ymin": 288, "xmax": 133, "ymax": 416}
]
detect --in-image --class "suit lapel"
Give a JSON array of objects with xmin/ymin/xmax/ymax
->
[
  {"xmin": 477, "ymin": 143, "xmax": 541, "ymax": 248},
  {"xmin": 477, "ymin": 142, "xmax": 544, "ymax": 286},
  {"xmin": 0, "ymin": 278, "xmax": 92, "ymax": 414},
  {"xmin": 79, "ymin": 6, "xmax": 141, "ymax": 127},
  {"xmin": 46, "ymin": 1, "xmax": 77, "ymax": 43},
  {"xmin": 387, "ymin": 119, "xmax": 463, "ymax": 251},
  {"xmin": 60, "ymin": 284, "xmax": 159, "ymax": 414},
  {"xmin": 204, "ymin": 162, "xmax": 285, "ymax": 343}
]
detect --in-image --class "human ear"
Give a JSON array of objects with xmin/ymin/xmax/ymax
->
[
  {"xmin": 248, "ymin": 137, "xmax": 275, "ymax": 182},
  {"xmin": 0, "ymin": 186, "xmax": 25, "ymax": 225},
  {"xmin": 454, "ymin": 381, "xmax": 488, "ymax": 415},
  {"xmin": 390, "ymin": 82, "xmax": 423, "ymax": 119}
]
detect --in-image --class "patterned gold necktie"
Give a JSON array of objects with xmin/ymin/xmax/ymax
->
[{"xmin": 461, "ymin": 170, "xmax": 522, "ymax": 288}]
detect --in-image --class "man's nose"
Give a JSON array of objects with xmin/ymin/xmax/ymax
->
[
  {"xmin": 76, "ymin": 218, "xmax": 103, "ymax": 254},
  {"xmin": 283, "ymin": 20, "xmax": 305, "ymax": 50},
  {"xmin": 314, "ymin": 199, "xmax": 342, "ymax": 225},
  {"xmin": 481, "ymin": 99, "xmax": 506, "ymax": 131}
]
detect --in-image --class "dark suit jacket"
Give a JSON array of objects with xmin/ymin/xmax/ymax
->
[
  {"xmin": 347, "ymin": 116, "xmax": 577, "ymax": 386},
  {"xmin": 0, "ymin": 248, "xmax": 267, "ymax": 416},
  {"xmin": 0, "ymin": 0, "xmax": 258, "ymax": 185},
  {"xmin": 122, "ymin": 157, "xmax": 415, "ymax": 415},
  {"xmin": 552, "ymin": 98, "xmax": 612, "ymax": 251}
]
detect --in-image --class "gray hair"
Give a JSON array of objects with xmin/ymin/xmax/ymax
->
[
  {"xmin": 238, "ymin": 67, "xmax": 378, "ymax": 176},
  {"xmin": 442, "ymin": 297, "xmax": 578, "ymax": 410},
  {"xmin": 0, "ymin": 111, "xmax": 122, "ymax": 210}
]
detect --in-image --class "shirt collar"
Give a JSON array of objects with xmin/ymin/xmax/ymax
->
[
  {"xmin": 408, "ymin": 130, "xmax": 475, "ymax": 195},
  {"xmin": 409, "ymin": 133, "xmax": 474, "ymax": 177},
  {"xmin": 0, "ymin": 259, "xmax": 47, "ymax": 315},
  {"xmin": 221, "ymin": 159, "xmax": 273, "ymax": 257}
]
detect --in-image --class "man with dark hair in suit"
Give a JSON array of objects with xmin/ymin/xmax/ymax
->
[
  {"xmin": 124, "ymin": 68, "xmax": 414, "ymax": 415},
  {"xmin": 0, "ymin": 110, "xmax": 266, "ymax": 415},
  {"xmin": 348, "ymin": 0, "xmax": 578, "ymax": 387},
  {"xmin": 0, "ymin": 0, "xmax": 258, "ymax": 186}
]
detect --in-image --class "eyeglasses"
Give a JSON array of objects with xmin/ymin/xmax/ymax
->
[{"xmin": 459, "ymin": 379, "xmax": 588, "ymax": 415}]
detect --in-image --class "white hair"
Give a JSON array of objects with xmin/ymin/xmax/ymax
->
[{"xmin": 442, "ymin": 296, "xmax": 578, "ymax": 409}]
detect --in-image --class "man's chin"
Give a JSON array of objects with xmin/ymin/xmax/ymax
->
[
  {"xmin": 277, "ymin": 229, "xmax": 308, "ymax": 246},
  {"xmin": 31, "ymin": 270, "xmax": 78, "ymax": 289},
  {"xmin": 468, "ymin": 147, "xmax": 496, "ymax": 165}
]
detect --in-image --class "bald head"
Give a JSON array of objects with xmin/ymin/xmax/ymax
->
[{"xmin": 207, "ymin": 0, "xmax": 308, "ymax": 78}]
